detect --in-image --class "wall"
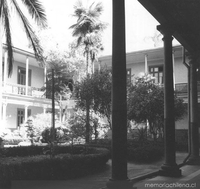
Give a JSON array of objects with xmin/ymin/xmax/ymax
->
[
  {"xmin": 5, "ymin": 104, "xmax": 44, "ymax": 129},
  {"xmin": 31, "ymin": 66, "xmax": 44, "ymax": 88},
  {"xmin": 174, "ymin": 57, "xmax": 188, "ymax": 84}
]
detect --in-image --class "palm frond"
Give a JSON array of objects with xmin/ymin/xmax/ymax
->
[
  {"xmin": 88, "ymin": 2, "xmax": 103, "ymax": 18},
  {"xmin": 2, "ymin": 0, "xmax": 14, "ymax": 76},
  {"xmin": 12, "ymin": 0, "xmax": 44, "ymax": 63},
  {"xmin": 77, "ymin": 36, "xmax": 83, "ymax": 47},
  {"xmin": 0, "ymin": 0, "xmax": 3, "ymax": 17},
  {"xmin": 73, "ymin": 7, "xmax": 86, "ymax": 19},
  {"xmin": 20, "ymin": 0, "xmax": 47, "ymax": 28}
]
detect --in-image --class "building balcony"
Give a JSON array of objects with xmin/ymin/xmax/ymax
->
[
  {"xmin": 175, "ymin": 82, "xmax": 200, "ymax": 98},
  {"xmin": 2, "ymin": 82, "xmax": 45, "ymax": 98}
]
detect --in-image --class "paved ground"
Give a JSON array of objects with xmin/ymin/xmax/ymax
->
[
  {"xmin": 11, "ymin": 152, "xmax": 197, "ymax": 189},
  {"xmin": 135, "ymin": 164, "xmax": 200, "ymax": 189}
]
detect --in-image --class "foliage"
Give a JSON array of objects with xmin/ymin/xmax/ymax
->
[
  {"xmin": 20, "ymin": 113, "xmax": 70, "ymax": 144},
  {"xmin": 175, "ymin": 130, "xmax": 188, "ymax": 152},
  {"xmin": 0, "ymin": 147, "xmax": 110, "ymax": 185},
  {"xmin": 74, "ymin": 75, "xmax": 94, "ymax": 111},
  {"xmin": 74, "ymin": 74, "xmax": 94, "ymax": 143},
  {"xmin": 68, "ymin": 110, "xmax": 87, "ymax": 143},
  {"xmin": 92, "ymin": 69, "xmax": 112, "ymax": 128},
  {"xmin": 75, "ymin": 69, "xmax": 111, "ymax": 114},
  {"xmin": 67, "ymin": 110, "xmax": 104, "ymax": 143},
  {"xmin": 41, "ymin": 127, "xmax": 69, "ymax": 144},
  {"xmin": 1, "ymin": 0, "xmax": 47, "ymax": 76},
  {"xmin": 0, "ymin": 129, "xmax": 23, "ymax": 146},
  {"xmin": 70, "ymin": 0, "xmax": 107, "ymax": 74},
  {"xmin": 44, "ymin": 55, "xmax": 74, "ymax": 100},
  {"xmin": 25, "ymin": 119, "xmax": 37, "ymax": 145},
  {"xmin": 74, "ymin": 69, "xmax": 111, "ymax": 142},
  {"xmin": 133, "ymin": 127, "xmax": 148, "ymax": 142},
  {"xmin": 88, "ymin": 139, "xmax": 164, "ymax": 162},
  {"xmin": 127, "ymin": 74, "xmax": 187, "ymax": 140},
  {"xmin": 127, "ymin": 142, "xmax": 164, "ymax": 162}
]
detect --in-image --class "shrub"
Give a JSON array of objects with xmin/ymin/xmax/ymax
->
[
  {"xmin": 0, "ymin": 147, "xmax": 109, "ymax": 186},
  {"xmin": 0, "ymin": 145, "xmax": 109, "ymax": 157},
  {"xmin": 89, "ymin": 139, "xmax": 164, "ymax": 163},
  {"xmin": 0, "ymin": 146, "xmax": 44, "ymax": 157},
  {"xmin": 175, "ymin": 130, "xmax": 188, "ymax": 152},
  {"xmin": 41, "ymin": 127, "xmax": 69, "ymax": 143},
  {"xmin": 127, "ymin": 141, "xmax": 164, "ymax": 162}
]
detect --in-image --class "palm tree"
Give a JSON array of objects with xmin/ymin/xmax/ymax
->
[
  {"xmin": 0, "ymin": 0, "xmax": 47, "ymax": 76},
  {"xmin": 70, "ymin": 0, "xmax": 106, "ymax": 74}
]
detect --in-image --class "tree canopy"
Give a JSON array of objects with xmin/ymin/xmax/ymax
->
[
  {"xmin": 74, "ymin": 68, "xmax": 112, "ymax": 142},
  {"xmin": 70, "ymin": 0, "xmax": 107, "ymax": 74},
  {"xmin": 127, "ymin": 74, "xmax": 187, "ymax": 140}
]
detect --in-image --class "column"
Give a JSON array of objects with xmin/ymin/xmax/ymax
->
[
  {"xmin": 43, "ymin": 107, "xmax": 46, "ymax": 114},
  {"xmin": 144, "ymin": 54, "xmax": 148, "ymax": 73},
  {"xmin": 44, "ymin": 64, "xmax": 47, "ymax": 87},
  {"xmin": 2, "ymin": 102, "xmax": 7, "ymax": 129},
  {"xmin": 188, "ymin": 58, "xmax": 200, "ymax": 163},
  {"xmin": 25, "ymin": 57, "xmax": 29, "ymax": 96},
  {"xmin": 157, "ymin": 25, "xmax": 181, "ymax": 177},
  {"xmin": 105, "ymin": 0, "xmax": 133, "ymax": 188},
  {"xmin": 24, "ymin": 105, "xmax": 29, "ymax": 123},
  {"xmin": 172, "ymin": 50, "xmax": 175, "ymax": 89}
]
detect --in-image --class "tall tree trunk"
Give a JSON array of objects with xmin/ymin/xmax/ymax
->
[
  {"xmin": 86, "ymin": 48, "xmax": 90, "ymax": 74},
  {"xmin": 85, "ymin": 103, "xmax": 90, "ymax": 143}
]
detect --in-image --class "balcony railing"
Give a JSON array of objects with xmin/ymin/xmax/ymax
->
[
  {"xmin": 3, "ymin": 83, "xmax": 45, "ymax": 98},
  {"xmin": 175, "ymin": 82, "xmax": 200, "ymax": 95}
]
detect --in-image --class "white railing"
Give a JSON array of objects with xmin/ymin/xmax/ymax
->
[{"xmin": 3, "ymin": 83, "xmax": 45, "ymax": 98}]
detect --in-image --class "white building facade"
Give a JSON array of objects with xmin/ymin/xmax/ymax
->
[
  {"xmin": 98, "ymin": 45, "xmax": 200, "ymax": 130},
  {"xmin": 0, "ymin": 46, "xmax": 59, "ymax": 131}
]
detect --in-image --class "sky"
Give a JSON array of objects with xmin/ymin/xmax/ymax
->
[{"xmin": 10, "ymin": 0, "xmax": 179, "ymax": 56}]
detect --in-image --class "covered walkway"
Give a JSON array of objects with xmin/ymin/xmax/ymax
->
[
  {"xmin": 103, "ymin": 0, "xmax": 200, "ymax": 188},
  {"xmin": 11, "ymin": 1, "xmax": 200, "ymax": 189}
]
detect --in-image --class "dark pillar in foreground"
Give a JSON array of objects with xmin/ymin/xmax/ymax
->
[
  {"xmin": 105, "ymin": 0, "xmax": 133, "ymax": 188},
  {"xmin": 157, "ymin": 25, "xmax": 181, "ymax": 177},
  {"xmin": 188, "ymin": 59, "xmax": 200, "ymax": 164}
]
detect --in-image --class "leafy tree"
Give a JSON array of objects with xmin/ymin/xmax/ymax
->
[
  {"xmin": 68, "ymin": 42, "xmax": 88, "ymax": 80},
  {"xmin": 68, "ymin": 110, "xmax": 87, "ymax": 144},
  {"xmin": 44, "ymin": 52, "xmax": 75, "ymax": 122},
  {"xmin": 74, "ymin": 74, "xmax": 94, "ymax": 143},
  {"xmin": 21, "ymin": 113, "xmax": 70, "ymax": 144},
  {"xmin": 92, "ymin": 69, "xmax": 112, "ymax": 129},
  {"xmin": 68, "ymin": 110, "xmax": 102, "ymax": 143},
  {"xmin": 127, "ymin": 74, "xmax": 187, "ymax": 141},
  {"xmin": 45, "ymin": 56, "xmax": 74, "ymax": 99},
  {"xmin": 0, "ymin": 0, "xmax": 47, "ymax": 76},
  {"xmin": 25, "ymin": 119, "xmax": 36, "ymax": 145},
  {"xmin": 74, "ymin": 68, "xmax": 111, "ymax": 142},
  {"xmin": 70, "ymin": 0, "xmax": 106, "ymax": 74}
]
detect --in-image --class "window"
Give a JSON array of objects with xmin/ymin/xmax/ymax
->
[
  {"xmin": 17, "ymin": 109, "xmax": 24, "ymax": 128},
  {"xmin": 17, "ymin": 109, "xmax": 31, "ymax": 128},
  {"xmin": 149, "ymin": 66, "xmax": 163, "ymax": 84},
  {"xmin": 18, "ymin": 67, "xmax": 32, "ymax": 95},
  {"xmin": 18, "ymin": 67, "xmax": 32, "ymax": 86}
]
